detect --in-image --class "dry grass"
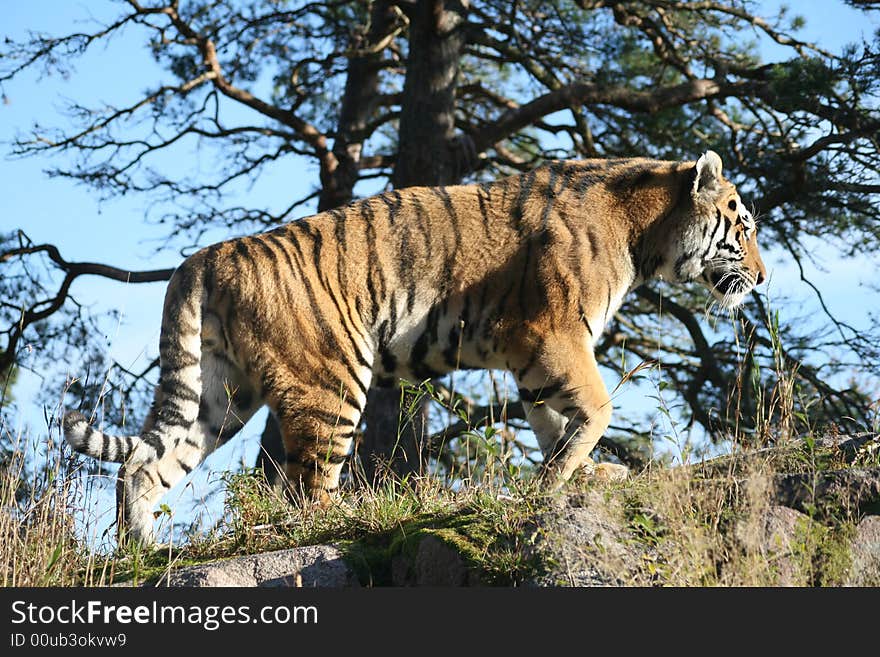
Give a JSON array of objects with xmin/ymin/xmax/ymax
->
[
  {"xmin": 0, "ymin": 305, "xmax": 869, "ymax": 587},
  {"xmin": 614, "ymin": 444, "xmax": 858, "ymax": 587},
  {"xmin": 0, "ymin": 415, "xmax": 865, "ymax": 587},
  {"xmin": 1, "ymin": 422, "xmax": 89, "ymax": 586}
]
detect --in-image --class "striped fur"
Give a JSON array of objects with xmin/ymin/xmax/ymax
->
[{"xmin": 63, "ymin": 150, "xmax": 766, "ymax": 544}]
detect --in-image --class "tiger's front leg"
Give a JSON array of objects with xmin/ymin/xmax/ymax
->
[{"xmin": 516, "ymin": 334, "xmax": 629, "ymax": 487}]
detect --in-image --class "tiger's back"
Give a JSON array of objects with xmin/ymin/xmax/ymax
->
[{"xmin": 63, "ymin": 151, "xmax": 766, "ymax": 544}]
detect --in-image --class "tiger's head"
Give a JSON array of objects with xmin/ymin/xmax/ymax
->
[{"xmin": 675, "ymin": 150, "xmax": 767, "ymax": 308}]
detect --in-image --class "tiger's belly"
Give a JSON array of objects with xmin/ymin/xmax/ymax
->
[{"xmin": 370, "ymin": 294, "xmax": 511, "ymax": 387}]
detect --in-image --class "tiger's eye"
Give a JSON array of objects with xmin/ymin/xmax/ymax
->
[{"xmin": 728, "ymin": 200, "xmax": 737, "ymax": 211}]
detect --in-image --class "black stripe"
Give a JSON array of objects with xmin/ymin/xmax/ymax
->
[
  {"xmin": 265, "ymin": 233, "xmax": 297, "ymax": 275},
  {"xmin": 443, "ymin": 322, "xmax": 462, "ymax": 368},
  {"xmin": 321, "ymin": 271, "xmax": 372, "ymax": 369},
  {"xmin": 298, "ymin": 222, "xmax": 330, "ymax": 294},
  {"xmin": 518, "ymin": 381, "xmax": 563, "ymax": 403},
  {"xmin": 674, "ymin": 250, "xmax": 696, "ymax": 279},
  {"xmin": 362, "ymin": 201, "xmax": 387, "ymax": 307},
  {"xmin": 314, "ymin": 379, "xmax": 362, "ymax": 412},
  {"xmin": 701, "ymin": 210, "xmax": 723, "ymax": 262},
  {"xmin": 410, "ymin": 305, "xmax": 444, "ymax": 379},
  {"xmin": 141, "ymin": 432, "xmax": 166, "ymax": 459},
  {"xmin": 512, "ymin": 169, "xmax": 538, "ymax": 236},
  {"xmin": 160, "ymin": 377, "xmax": 200, "ymax": 403},
  {"xmin": 178, "ymin": 459, "xmax": 193, "ymax": 474},
  {"xmin": 332, "ymin": 210, "xmax": 349, "ymax": 293},
  {"xmin": 586, "ymin": 228, "xmax": 599, "ymax": 260},
  {"xmin": 292, "ymin": 457, "xmax": 330, "ymax": 474},
  {"xmin": 365, "ymin": 273, "xmax": 380, "ymax": 324},
  {"xmin": 412, "ymin": 196, "xmax": 432, "ymax": 259},
  {"xmin": 540, "ymin": 166, "xmax": 560, "ymax": 230},
  {"xmin": 286, "ymin": 228, "xmax": 369, "ymax": 397},
  {"xmin": 379, "ymin": 190, "xmax": 403, "ymax": 226},
  {"xmin": 233, "ymin": 239, "xmax": 257, "ymax": 278},
  {"xmin": 82, "ymin": 425, "xmax": 96, "ymax": 452},
  {"xmin": 518, "ymin": 239, "xmax": 534, "ymax": 318},
  {"xmin": 397, "ymin": 226, "xmax": 417, "ymax": 314},
  {"xmin": 433, "ymin": 186, "xmax": 462, "ymax": 256},
  {"xmin": 308, "ymin": 409, "xmax": 356, "ymax": 428},
  {"xmin": 251, "ymin": 235, "xmax": 281, "ymax": 281},
  {"xmin": 579, "ymin": 303, "xmax": 593, "ymax": 337},
  {"xmin": 516, "ymin": 346, "xmax": 540, "ymax": 380},
  {"xmin": 604, "ymin": 283, "xmax": 612, "ymax": 325}
]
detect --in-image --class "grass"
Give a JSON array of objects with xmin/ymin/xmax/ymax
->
[
  {"xmin": 0, "ymin": 299, "xmax": 876, "ymax": 587},
  {"xmin": 0, "ymin": 408, "xmax": 871, "ymax": 587},
  {"xmin": 617, "ymin": 448, "xmax": 860, "ymax": 586}
]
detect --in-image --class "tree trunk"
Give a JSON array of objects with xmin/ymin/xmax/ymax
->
[
  {"xmin": 359, "ymin": 0, "xmax": 470, "ymax": 485},
  {"xmin": 258, "ymin": 0, "xmax": 471, "ymax": 487},
  {"xmin": 392, "ymin": 0, "xmax": 469, "ymax": 189},
  {"xmin": 258, "ymin": 1, "xmax": 399, "ymax": 487}
]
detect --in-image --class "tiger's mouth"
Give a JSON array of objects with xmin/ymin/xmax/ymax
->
[{"xmin": 704, "ymin": 268, "xmax": 753, "ymax": 308}]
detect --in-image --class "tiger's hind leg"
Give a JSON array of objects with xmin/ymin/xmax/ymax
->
[
  {"xmin": 516, "ymin": 335, "xmax": 628, "ymax": 489},
  {"xmin": 117, "ymin": 351, "xmax": 260, "ymax": 545},
  {"xmin": 267, "ymin": 362, "xmax": 370, "ymax": 508}
]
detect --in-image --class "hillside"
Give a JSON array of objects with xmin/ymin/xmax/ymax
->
[{"xmin": 86, "ymin": 432, "xmax": 880, "ymax": 588}]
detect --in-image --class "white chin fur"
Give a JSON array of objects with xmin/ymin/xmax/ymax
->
[{"xmin": 710, "ymin": 286, "xmax": 750, "ymax": 309}]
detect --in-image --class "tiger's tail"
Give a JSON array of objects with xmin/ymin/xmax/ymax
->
[{"xmin": 63, "ymin": 260, "xmax": 205, "ymax": 466}]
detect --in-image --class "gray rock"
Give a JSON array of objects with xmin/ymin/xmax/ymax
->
[
  {"xmin": 161, "ymin": 545, "xmax": 358, "ymax": 587},
  {"xmin": 524, "ymin": 490, "xmax": 642, "ymax": 587},
  {"xmin": 391, "ymin": 535, "xmax": 481, "ymax": 586},
  {"xmin": 773, "ymin": 467, "xmax": 880, "ymax": 517},
  {"xmin": 814, "ymin": 432, "xmax": 879, "ymax": 463},
  {"xmin": 733, "ymin": 505, "xmax": 814, "ymax": 586},
  {"xmin": 847, "ymin": 516, "xmax": 880, "ymax": 587}
]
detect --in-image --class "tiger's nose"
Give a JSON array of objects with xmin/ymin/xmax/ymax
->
[{"xmin": 755, "ymin": 269, "xmax": 765, "ymax": 285}]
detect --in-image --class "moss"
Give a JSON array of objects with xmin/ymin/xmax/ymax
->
[
  {"xmin": 788, "ymin": 517, "xmax": 856, "ymax": 586},
  {"xmin": 341, "ymin": 499, "xmax": 543, "ymax": 586}
]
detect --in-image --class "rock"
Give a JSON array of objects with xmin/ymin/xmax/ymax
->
[
  {"xmin": 813, "ymin": 432, "xmax": 879, "ymax": 463},
  {"xmin": 524, "ymin": 490, "xmax": 643, "ymax": 587},
  {"xmin": 847, "ymin": 516, "xmax": 880, "ymax": 586},
  {"xmin": 391, "ymin": 535, "xmax": 481, "ymax": 586},
  {"xmin": 733, "ymin": 505, "xmax": 814, "ymax": 586},
  {"xmin": 161, "ymin": 545, "xmax": 358, "ymax": 587},
  {"xmin": 773, "ymin": 467, "xmax": 880, "ymax": 517}
]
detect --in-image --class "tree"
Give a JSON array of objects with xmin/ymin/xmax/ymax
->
[{"xmin": 2, "ymin": 0, "xmax": 878, "ymax": 486}]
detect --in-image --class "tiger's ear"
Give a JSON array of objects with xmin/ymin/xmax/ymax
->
[{"xmin": 692, "ymin": 150, "xmax": 723, "ymax": 197}]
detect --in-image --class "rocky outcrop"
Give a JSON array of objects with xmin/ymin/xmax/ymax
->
[
  {"xmin": 161, "ymin": 545, "xmax": 358, "ymax": 587},
  {"xmin": 773, "ymin": 468, "xmax": 880, "ymax": 517},
  {"xmin": 733, "ymin": 505, "xmax": 817, "ymax": 586},
  {"xmin": 391, "ymin": 535, "xmax": 482, "ymax": 586},
  {"xmin": 157, "ymin": 434, "xmax": 880, "ymax": 587},
  {"xmin": 524, "ymin": 490, "xmax": 644, "ymax": 587},
  {"xmin": 847, "ymin": 516, "xmax": 880, "ymax": 586}
]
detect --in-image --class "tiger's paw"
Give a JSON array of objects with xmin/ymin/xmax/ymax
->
[
  {"xmin": 580, "ymin": 458, "xmax": 630, "ymax": 483},
  {"xmin": 592, "ymin": 462, "xmax": 630, "ymax": 483}
]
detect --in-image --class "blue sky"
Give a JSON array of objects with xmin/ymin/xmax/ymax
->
[{"xmin": 2, "ymin": 1, "xmax": 879, "ymax": 543}]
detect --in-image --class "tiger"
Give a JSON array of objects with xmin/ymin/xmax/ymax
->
[{"xmin": 63, "ymin": 150, "xmax": 766, "ymax": 545}]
